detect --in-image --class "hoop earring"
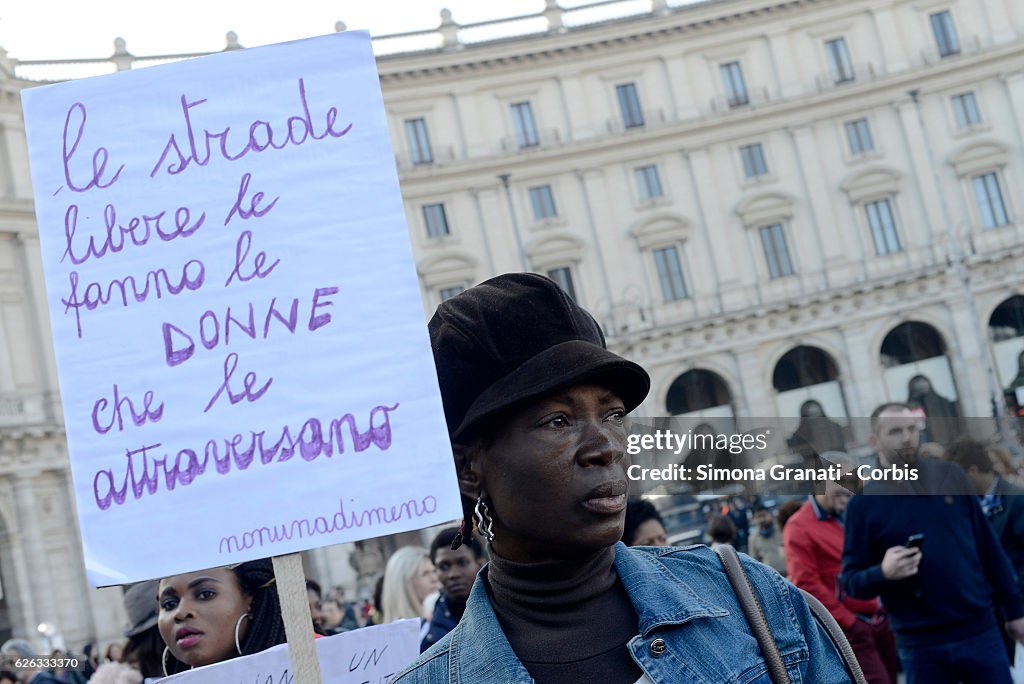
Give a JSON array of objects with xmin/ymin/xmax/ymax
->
[
  {"xmin": 162, "ymin": 647, "xmax": 172, "ymax": 678},
  {"xmin": 234, "ymin": 612, "xmax": 251, "ymax": 655},
  {"xmin": 474, "ymin": 497, "xmax": 495, "ymax": 543}
]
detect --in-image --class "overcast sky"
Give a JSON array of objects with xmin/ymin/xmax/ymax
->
[{"xmin": 2, "ymin": 1, "xmax": 560, "ymax": 61}]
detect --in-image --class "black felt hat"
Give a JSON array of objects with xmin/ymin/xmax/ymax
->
[{"xmin": 429, "ymin": 273, "xmax": 650, "ymax": 441}]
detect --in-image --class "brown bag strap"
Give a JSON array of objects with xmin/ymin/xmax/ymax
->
[
  {"xmin": 714, "ymin": 544, "xmax": 867, "ymax": 684},
  {"xmin": 798, "ymin": 589, "xmax": 868, "ymax": 684},
  {"xmin": 715, "ymin": 544, "xmax": 792, "ymax": 684}
]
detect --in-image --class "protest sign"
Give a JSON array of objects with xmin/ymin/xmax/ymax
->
[
  {"xmin": 161, "ymin": 619, "xmax": 421, "ymax": 683},
  {"xmin": 21, "ymin": 31, "xmax": 461, "ymax": 585}
]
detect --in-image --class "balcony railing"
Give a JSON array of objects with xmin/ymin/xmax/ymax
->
[
  {"xmin": 0, "ymin": 391, "xmax": 61, "ymax": 430},
  {"xmin": 394, "ymin": 145, "xmax": 457, "ymax": 171},
  {"xmin": 605, "ymin": 108, "xmax": 668, "ymax": 134},
  {"xmin": 813, "ymin": 62, "xmax": 877, "ymax": 92},
  {"xmin": 499, "ymin": 128, "xmax": 563, "ymax": 154},
  {"xmin": 919, "ymin": 34, "xmax": 981, "ymax": 66},
  {"xmin": 708, "ymin": 87, "xmax": 772, "ymax": 114}
]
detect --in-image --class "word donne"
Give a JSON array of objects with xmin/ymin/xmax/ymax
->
[
  {"xmin": 161, "ymin": 285, "xmax": 338, "ymax": 367},
  {"xmin": 150, "ymin": 78, "xmax": 353, "ymax": 177}
]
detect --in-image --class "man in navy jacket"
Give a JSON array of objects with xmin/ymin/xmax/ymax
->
[{"xmin": 842, "ymin": 403, "xmax": 1024, "ymax": 684}]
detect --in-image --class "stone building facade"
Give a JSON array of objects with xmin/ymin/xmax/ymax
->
[{"xmin": 0, "ymin": 0, "xmax": 1022, "ymax": 649}]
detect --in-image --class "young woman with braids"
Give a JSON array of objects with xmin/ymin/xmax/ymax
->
[
  {"xmin": 157, "ymin": 558, "xmax": 287, "ymax": 676},
  {"xmin": 393, "ymin": 273, "xmax": 855, "ymax": 684}
]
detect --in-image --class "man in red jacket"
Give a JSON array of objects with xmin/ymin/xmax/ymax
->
[{"xmin": 783, "ymin": 460, "xmax": 898, "ymax": 684}]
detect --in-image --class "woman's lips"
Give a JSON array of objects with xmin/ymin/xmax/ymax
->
[
  {"xmin": 582, "ymin": 493, "xmax": 627, "ymax": 514},
  {"xmin": 175, "ymin": 628, "xmax": 203, "ymax": 649},
  {"xmin": 582, "ymin": 481, "xmax": 628, "ymax": 514}
]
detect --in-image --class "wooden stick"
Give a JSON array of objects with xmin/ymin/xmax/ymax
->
[{"xmin": 272, "ymin": 553, "xmax": 324, "ymax": 684}]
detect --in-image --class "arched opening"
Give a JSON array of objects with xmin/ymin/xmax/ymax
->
[
  {"xmin": 666, "ymin": 369, "xmax": 733, "ymax": 418},
  {"xmin": 879, "ymin": 321, "xmax": 961, "ymax": 444},
  {"xmin": 772, "ymin": 346, "xmax": 849, "ymax": 455},
  {"xmin": 989, "ymin": 296, "xmax": 1024, "ymax": 416}
]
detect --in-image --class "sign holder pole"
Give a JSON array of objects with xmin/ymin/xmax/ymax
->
[{"xmin": 273, "ymin": 553, "xmax": 324, "ymax": 684}]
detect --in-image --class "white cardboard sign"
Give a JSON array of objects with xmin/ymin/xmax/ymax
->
[
  {"xmin": 161, "ymin": 620, "xmax": 420, "ymax": 683},
  {"xmin": 21, "ymin": 31, "xmax": 461, "ymax": 585}
]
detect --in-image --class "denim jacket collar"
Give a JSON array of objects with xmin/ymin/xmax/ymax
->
[{"xmin": 449, "ymin": 542, "xmax": 729, "ymax": 684}]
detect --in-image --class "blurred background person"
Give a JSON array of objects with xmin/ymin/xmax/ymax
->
[
  {"xmin": 621, "ymin": 499, "xmax": 668, "ymax": 547},
  {"xmin": 324, "ymin": 586, "xmax": 360, "ymax": 632},
  {"xmin": 306, "ymin": 579, "xmax": 326, "ymax": 635},
  {"xmin": 776, "ymin": 499, "xmax": 804, "ymax": 532},
  {"xmin": 421, "ymin": 527, "xmax": 487, "ymax": 652},
  {"xmin": 381, "ymin": 546, "xmax": 439, "ymax": 641},
  {"xmin": 0, "ymin": 639, "xmax": 62, "ymax": 684},
  {"xmin": 948, "ymin": 437, "xmax": 1024, "ymax": 665},
  {"xmin": 784, "ymin": 457, "xmax": 897, "ymax": 684},
  {"xmin": 747, "ymin": 503, "xmax": 787, "ymax": 575},
  {"xmin": 706, "ymin": 513, "xmax": 737, "ymax": 549}
]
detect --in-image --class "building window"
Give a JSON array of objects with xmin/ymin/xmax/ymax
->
[
  {"xmin": 759, "ymin": 224, "xmax": 795, "ymax": 278},
  {"xmin": 845, "ymin": 119, "xmax": 874, "ymax": 154},
  {"xmin": 529, "ymin": 185, "xmax": 558, "ymax": 220},
  {"xmin": 547, "ymin": 267, "xmax": 577, "ymax": 301},
  {"xmin": 952, "ymin": 92, "xmax": 981, "ymax": 128},
  {"xmin": 653, "ymin": 246, "xmax": 688, "ymax": 301},
  {"xmin": 740, "ymin": 143, "xmax": 768, "ymax": 178},
  {"xmin": 635, "ymin": 165, "xmax": 663, "ymax": 200},
  {"xmin": 930, "ymin": 10, "xmax": 960, "ymax": 57},
  {"xmin": 720, "ymin": 62, "xmax": 749, "ymax": 107},
  {"xmin": 972, "ymin": 172, "xmax": 1010, "ymax": 228},
  {"xmin": 865, "ymin": 198, "xmax": 901, "ymax": 255},
  {"xmin": 616, "ymin": 82, "xmax": 645, "ymax": 128},
  {"xmin": 510, "ymin": 101, "xmax": 539, "ymax": 147},
  {"xmin": 423, "ymin": 203, "xmax": 450, "ymax": 238},
  {"xmin": 825, "ymin": 38, "xmax": 855, "ymax": 83},
  {"xmin": 404, "ymin": 118, "xmax": 433, "ymax": 165},
  {"xmin": 439, "ymin": 285, "xmax": 464, "ymax": 301}
]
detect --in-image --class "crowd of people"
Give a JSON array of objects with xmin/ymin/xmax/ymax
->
[{"xmin": 4, "ymin": 272, "xmax": 1023, "ymax": 684}]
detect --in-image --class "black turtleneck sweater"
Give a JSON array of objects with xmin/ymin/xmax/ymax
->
[{"xmin": 486, "ymin": 545, "xmax": 643, "ymax": 684}]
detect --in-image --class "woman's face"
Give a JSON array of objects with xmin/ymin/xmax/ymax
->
[
  {"xmin": 630, "ymin": 518, "xmax": 668, "ymax": 547},
  {"xmin": 158, "ymin": 568, "xmax": 251, "ymax": 668},
  {"xmin": 469, "ymin": 383, "xmax": 628, "ymax": 563},
  {"xmin": 411, "ymin": 557, "xmax": 439, "ymax": 605}
]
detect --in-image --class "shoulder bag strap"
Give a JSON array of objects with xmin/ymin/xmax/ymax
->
[
  {"xmin": 714, "ymin": 544, "xmax": 792, "ymax": 684},
  {"xmin": 798, "ymin": 589, "xmax": 868, "ymax": 684}
]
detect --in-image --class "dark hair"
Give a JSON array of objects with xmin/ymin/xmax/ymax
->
[
  {"xmin": 372, "ymin": 575, "xmax": 385, "ymax": 613},
  {"xmin": 622, "ymin": 499, "xmax": 664, "ymax": 546},
  {"xmin": 869, "ymin": 402, "xmax": 913, "ymax": 434},
  {"xmin": 164, "ymin": 559, "xmax": 286, "ymax": 675},
  {"xmin": 947, "ymin": 437, "xmax": 993, "ymax": 474},
  {"xmin": 431, "ymin": 526, "xmax": 484, "ymax": 562},
  {"xmin": 776, "ymin": 500, "xmax": 803, "ymax": 530},
  {"xmin": 305, "ymin": 578, "xmax": 322, "ymax": 598},
  {"xmin": 707, "ymin": 514, "xmax": 737, "ymax": 544},
  {"xmin": 123, "ymin": 625, "xmax": 164, "ymax": 678}
]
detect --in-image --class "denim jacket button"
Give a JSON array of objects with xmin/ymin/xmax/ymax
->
[{"xmin": 649, "ymin": 638, "xmax": 667, "ymax": 657}]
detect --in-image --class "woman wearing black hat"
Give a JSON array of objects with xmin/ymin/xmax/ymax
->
[{"xmin": 393, "ymin": 274, "xmax": 852, "ymax": 684}]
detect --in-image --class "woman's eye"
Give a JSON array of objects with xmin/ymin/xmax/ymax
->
[
  {"xmin": 544, "ymin": 415, "xmax": 569, "ymax": 428},
  {"xmin": 160, "ymin": 597, "xmax": 178, "ymax": 611},
  {"xmin": 197, "ymin": 589, "xmax": 216, "ymax": 601},
  {"xmin": 606, "ymin": 409, "xmax": 625, "ymax": 423}
]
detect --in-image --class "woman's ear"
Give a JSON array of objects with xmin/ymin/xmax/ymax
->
[{"xmin": 452, "ymin": 443, "xmax": 483, "ymax": 501}]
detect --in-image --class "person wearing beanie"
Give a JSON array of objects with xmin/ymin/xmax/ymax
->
[{"xmin": 392, "ymin": 273, "xmax": 852, "ymax": 684}]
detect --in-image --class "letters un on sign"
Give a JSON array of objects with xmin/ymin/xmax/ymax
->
[{"xmin": 21, "ymin": 32, "xmax": 461, "ymax": 586}]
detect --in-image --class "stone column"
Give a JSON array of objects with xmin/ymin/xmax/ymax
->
[{"xmin": 13, "ymin": 472, "xmax": 59, "ymax": 634}]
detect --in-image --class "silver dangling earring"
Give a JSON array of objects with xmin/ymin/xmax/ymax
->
[
  {"xmin": 234, "ymin": 612, "xmax": 251, "ymax": 655},
  {"xmin": 162, "ymin": 646, "xmax": 172, "ymax": 678},
  {"xmin": 474, "ymin": 497, "xmax": 495, "ymax": 543}
]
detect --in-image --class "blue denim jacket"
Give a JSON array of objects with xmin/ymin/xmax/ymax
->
[{"xmin": 391, "ymin": 543, "xmax": 851, "ymax": 683}]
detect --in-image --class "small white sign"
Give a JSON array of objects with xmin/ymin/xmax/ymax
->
[
  {"xmin": 21, "ymin": 31, "xmax": 461, "ymax": 585},
  {"xmin": 161, "ymin": 620, "xmax": 421, "ymax": 684}
]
